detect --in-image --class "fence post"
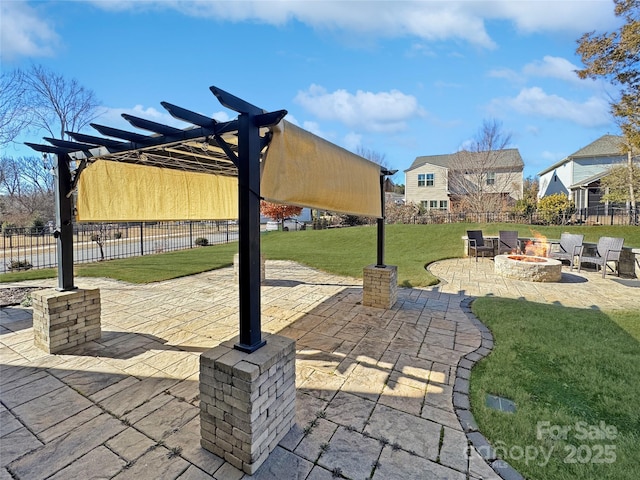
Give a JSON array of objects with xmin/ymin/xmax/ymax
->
[
  {"xmin": 140, "ymin": 222, "xmax": 144, "ymax": 256},
  {"xmin": 189, "ymin": 222, "xmax": 193, "ymax": 248}
]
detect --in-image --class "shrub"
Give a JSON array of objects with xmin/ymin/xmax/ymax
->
[
  {"xmin": 195, "ymin": 237, "xmax": 209, "ymax": 247},
  {"xmin": 114, "ymin": 231, "xmax": 122, "ymax": 239},
  {"xmin": 2, "ymin": 222, "xmax": 17, "ymax": 236},
  {"xmin": 9, "ymin": 259, "xmax": 33, "ymax": 271},
  {"xmin": 29, "ymin": 218, "xmax": 45, "ymax": 235},
  {"xmin": 537, "ymin": 193, "xmax": 575, "ymax": 225}
]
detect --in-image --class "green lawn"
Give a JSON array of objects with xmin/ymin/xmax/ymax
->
[
  {"xmin": 2, "ymin": 222, "xmax": 639, "ymax": 479},
  {"xmin": 470, "ymin": 299, "xmax": 640, "ymax": 480},
  {"xmin": 2, "ymin": 223, "xmax": 639, "ymax": 285}
]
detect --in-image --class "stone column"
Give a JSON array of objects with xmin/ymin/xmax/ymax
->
[
  {"xmin": 31, "ymin": 288, "xmax": 101, "ymax": 353},
  {"xmin": 199, "ymin": 333, "xmax": 296, "ymax": 475},
  {"xmin": 363, "ymin": 264, "xmax": 398, "ymax": 309}
]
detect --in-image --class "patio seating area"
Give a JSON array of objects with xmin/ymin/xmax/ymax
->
[{"xmin": 2, "ymin": 259, "xmax": 639, "ymax": 479}]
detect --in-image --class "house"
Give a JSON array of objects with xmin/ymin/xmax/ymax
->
[
  {"xmin": 537, "ymin": 135, "xmax": 626, "ymax": 213},
  {"xmin": 404, "ymin": 149, "xmax": 524, "ymax": 211}
]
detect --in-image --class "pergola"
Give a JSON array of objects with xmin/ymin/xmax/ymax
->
[{"xmin": 27, "ymin": 85, "xmax": 393, "ymax": 353}]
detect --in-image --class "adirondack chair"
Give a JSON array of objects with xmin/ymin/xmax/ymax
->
[
  {"xmin": 549, "ymin": 233, "xmax": 584, "ymax": 269},
  {"xmin": 467, "ymin": 230, "xmax": 494, "ymax": 261},
  {"xmin": 578, "ymin": 236, "xmax": 624, "ymax": 278},
  {"xmin": 498, "ymin": 230, "xmax": 520, "ymax": 254}
]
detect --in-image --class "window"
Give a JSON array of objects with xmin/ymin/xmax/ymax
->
[
  {"xmin": 486, "ymin": 172, "xmax": 496, "ymax": 185},
  {"xmin": 426, "ymin": 173, "xmax": 434, "ymax": 186},
  {"xmin": 420, "ymin": 200, "xmax": 429, "ymax": 209},
  {"xmin": 418, "ymin": 173, "xmax": 435, "ymax": 187},
  {"xmin": 439, "ymin": 200, "xmax": 448, "ymax": 210},
  {"xmin": 429, "ymin": 200, "xmax": 438, "ymax": 209}
]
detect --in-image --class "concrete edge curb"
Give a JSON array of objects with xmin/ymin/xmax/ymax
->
[{"xmin": 454, "ymin": 296, "xmax": 525, "ymax": 480}]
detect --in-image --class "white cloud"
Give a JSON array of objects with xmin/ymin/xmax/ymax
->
[
  {"xmin": 522, "ymin": 56, "xmax": 583, "ymax": 84},
  {"xmin": 5, "ymin": 1, "xmax": 619, "ymax": 63},
  {"xmin": 496, "ymin": 87, "xmax": 611, "ymax": 127},
  {"xmin": 491, "ymin": 1, "xmax": 617, "ymax": 34},
  {"xmin": 301, "ymin": 120, "xmax": 331, "ymax": 139},
  {"xmin": 487, "ymin": 67, "xmax": 523, "ymax": 83},
  {"xmin": 0, "ymin": 1, "xmax": 60, "ymax": 60},
  {"xmin": 86, "ymin": 1, "xmax": 616, "ymax": 47},
  {"xmin": 343, "ymin": 132, "xmax": 362, "ymax": 151},
  {"xmin": 294, "ymin": 84, "xmax": 423, "ymax": 133}
]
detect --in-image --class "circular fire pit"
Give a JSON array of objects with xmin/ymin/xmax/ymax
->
[{"xmin": 494, "ymin": 254, "xmax": 562, "ymax": 282}]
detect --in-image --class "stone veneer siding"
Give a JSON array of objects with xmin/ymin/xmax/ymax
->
[
  {"xmin": 199, "ymin": 333, "xmax": 296, "ymax": 475},
  {"xmin": 31, "ymin": 288, "xmax": 101, "ymax": 353},
  {"xmin": 363, "ymin": 264, "xmax": 398, "ymax": 309}
]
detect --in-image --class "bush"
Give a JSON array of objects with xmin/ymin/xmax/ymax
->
[
  {"xmin": 29, "ymin": 218, "xmax": 45, "ymax": 235},
  {"xmin": 195, "ymin": 237, "xmax": 209, "ymax": 247},
  {"xmin": 114, "ymin": 231, "xmax": 122, "ymax": 239},
  {"xmin": 537, "ymin": 193, "xmax": 575, "ymax": 225},
  {"xmin": 8, "ymin": 259, "xmax": 33, "ymax": 271},
  {"xmin": 2, "ymin": 222, "xmax": 17, "ymax": 236}
]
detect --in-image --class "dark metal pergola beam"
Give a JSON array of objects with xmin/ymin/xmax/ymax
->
[{"xmin": 26, "ymin": 84, "xmax": 287, "ymax": 352}]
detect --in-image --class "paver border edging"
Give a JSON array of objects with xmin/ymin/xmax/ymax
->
[{"xmin": 454, "ymin": 297, "xmax": 525, "ymax": 480}]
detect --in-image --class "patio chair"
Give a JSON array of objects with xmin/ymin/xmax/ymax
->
[
  {"xmin": 498, "ymin": 230, "xmax": 520, "ymax": 255},
  {"xmin": 578, "ymin": 236, "xmax": 624, "ymax": 278},
  {"xmin": 467, "ymin": 230, "xmax": 495, "ymax": 262},
  {"xmin": 549, "ymin": 233, "xmax": 584, "ymax": 269}
]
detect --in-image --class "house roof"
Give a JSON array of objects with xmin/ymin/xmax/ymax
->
[
  {"xmin": 405, "ymin": 148, "xmax": 523, "ymax": 172},
  {"xmin": 569, "ymin": 170, "xmax": 608, "ymax": 189},
  {"xmin": 537, "ymin": 134, "xmax": 625, "ymax": 176}
]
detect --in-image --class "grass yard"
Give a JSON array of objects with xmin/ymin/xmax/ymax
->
[
  {"xmin": 470, "ymin": 299, "xmax": 640, "ymax": 480},
  {"xmin": 1, "ymin": 222, "xmax": 639, "ymax": 479},
  {"xmin": 2, "ymin": 222, "xmax": 639, "ymax": 285}
]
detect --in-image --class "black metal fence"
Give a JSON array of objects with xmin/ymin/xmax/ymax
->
[
  {"xmin": 403, "ymin": 207, "xmax": 638, "ymax": 226},
  {"xmin": 1, "ymin": 221, "xmax": 238, "ymax": 274}
]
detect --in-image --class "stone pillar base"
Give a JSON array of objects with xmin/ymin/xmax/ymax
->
[
  {"xmin": 200, "ymin": 333, "xmax": 296, "ymax": 475},
  {"xmin": 31, "ymin": 288, "xmax": 101, "ymax": 353},
  {"xmin": 233, "ymin": 253, "xmax": 266, "ymax": 282},
  {"xmin": 363, "ymin": 264, "xmax": 398, "ymax": 309}
]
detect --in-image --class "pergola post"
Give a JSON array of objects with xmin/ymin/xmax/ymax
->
[
  {"xmin": 364, "ymin": 168, "xmax": 398, "ymax": 309},
  {"xmin": 54, "ymin": 153, "xmax": 76, "ymax": 291},
  {"xmin": 235, "ymin": 111, "xmax": 266, "ymax": 353},
  {"xmin": 30, "ymin": 153, "xmax": 101, "ymax": 354}
]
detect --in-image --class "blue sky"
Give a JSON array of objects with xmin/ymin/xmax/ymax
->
[{"xmin": 1, "ymin": 0, "xmax": 623, "ymax": 182}]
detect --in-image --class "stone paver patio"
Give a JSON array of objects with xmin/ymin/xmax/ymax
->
[{"xmin": 2, "ymin": 258, "xmax": 638, "ymax": 479}]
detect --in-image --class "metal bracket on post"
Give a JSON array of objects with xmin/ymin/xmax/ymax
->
[{"xmin": 376, "ymin": 168, "xmax": 398, "ymax": 268}]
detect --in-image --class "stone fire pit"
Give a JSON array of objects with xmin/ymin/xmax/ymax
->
[{"xmin": 494, "ymin": 254, "xmax": 562, "ymax": 282}]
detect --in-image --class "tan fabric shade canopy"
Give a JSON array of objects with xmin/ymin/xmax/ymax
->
[
  {"xmin": 27, "ymin": 86, "xmax": 390, "ymax": 352},
  {"xmin": 76, "ymin": 161, "xmax": 239, "ymax": 221},
  {"xmin": 262, "ymin": 120, "xmax": 381, "ymax": 218},
  {"xmin": 74, "ymin": 119, "xmax": 382, "ymax": 221}
]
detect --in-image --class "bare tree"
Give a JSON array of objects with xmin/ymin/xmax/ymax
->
[
  {"xmin": 0, "ymin": 70, "xmax": 30, "ymax": 147},
  {"xmin": 23, "ymin": 64, "xmax": 101, "ymax": 140},
  {"xmin": 0, "ymin": 156, "xmax": 54, "ymax": 223},
  {"xmin": 356, "ymin": 146, "xmax": 389, "ymax": 170},
  {"xmin": 447, "ymin": 119, "xmax": 522, "ymax": 213},
  {"xmin": 0, "ymin": 65, "xmax": 101, "ymax": 226}
]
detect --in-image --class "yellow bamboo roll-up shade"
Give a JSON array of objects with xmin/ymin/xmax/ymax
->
[
  {"xmin": 76, "ymin": 160, "xmax": 238, "ymax": 221},
  {"xmin": 261, "ymin": 120, "xmax": 382, "ymax": 218}
]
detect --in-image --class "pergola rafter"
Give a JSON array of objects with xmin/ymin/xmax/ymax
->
[{"xmin": 27, "ymin": 85, "xmax": 286, "ymax": 353}]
